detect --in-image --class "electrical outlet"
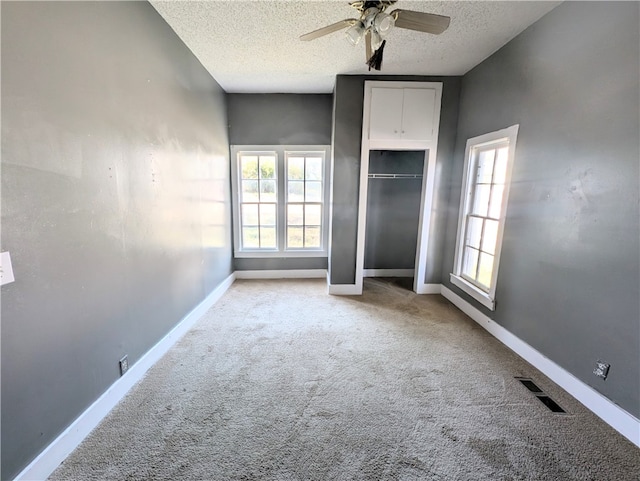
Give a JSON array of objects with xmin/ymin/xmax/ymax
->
[
  {"xmin": 119, "ymin": 355, "xmax": 129, "ymax": 376},
  {"xmin": 593, "ymin": 360, "xmax": 610, "ymax": 380}
]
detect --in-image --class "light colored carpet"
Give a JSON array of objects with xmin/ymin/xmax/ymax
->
[{"xmin": 50, "ymin": 278, "xmax": 639, "ymax": 480}]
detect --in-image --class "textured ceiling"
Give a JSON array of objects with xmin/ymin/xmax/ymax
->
[{"xmin": 150, "ymin": 1, "xmax": 561, "ymax": 93}]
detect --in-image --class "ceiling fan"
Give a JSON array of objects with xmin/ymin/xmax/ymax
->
[{"xmin": 300, "ymin": 1, "xmax": 450, "ymax": 70}]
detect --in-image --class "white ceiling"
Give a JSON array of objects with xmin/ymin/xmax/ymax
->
[{"xmin": 150, "ymin": 0, "xmax": 561, "ymax": 93}]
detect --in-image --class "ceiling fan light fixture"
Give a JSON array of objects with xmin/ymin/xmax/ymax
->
[
  {"xmin": 374, "ymin": 12, "xmax": 395, "ymax": 36},
  {"xmin": 345, "ymin": 21, "xmax": 366, "ymax": 45}
]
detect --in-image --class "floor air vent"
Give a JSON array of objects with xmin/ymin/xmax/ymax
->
[{"xmin": 515, "ymin": 377, "xmax": 567, "ymax": 414}]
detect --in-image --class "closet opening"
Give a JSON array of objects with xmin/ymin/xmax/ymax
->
[{"xmin": 364, "ymin": 149, "xmax": 425, "ymax": 290}]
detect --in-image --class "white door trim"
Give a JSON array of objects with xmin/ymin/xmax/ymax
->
[{"xmin": 355, "ymin": 81, "xmax": 443, "ymax": 295}]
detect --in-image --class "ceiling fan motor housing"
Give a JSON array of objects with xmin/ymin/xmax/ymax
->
[{"xmin": 354, "ymin": 0, "xmax": 397, "ymax": 12}]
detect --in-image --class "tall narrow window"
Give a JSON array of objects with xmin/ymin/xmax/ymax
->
[
  {"xmin": 286, "ymin": 152, "xmax": 324, "ymax": 249},
  {"xmin": 231, "ymin": 145, "xmax": 330, "ymax": 257},
  {"xmin": 238, "ymin": 152, "xmax": 277, "ymax": 249},
  {"xmin": 451, "ymin": 125, "xmax": 519, "ymax": 310}
]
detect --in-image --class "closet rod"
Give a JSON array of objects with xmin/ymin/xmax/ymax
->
[{"xmin": 368, "ymin": 173, "xmax": 423, "ymax": 179}]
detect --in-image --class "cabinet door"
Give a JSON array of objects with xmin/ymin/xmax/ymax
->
[
  {"xmin": 401, "ymin": 88, "xmax": 436, "ymax": 141},
  {"xmin": 369, "ymin": 87, "xmax": 404, "ymax": 140}
]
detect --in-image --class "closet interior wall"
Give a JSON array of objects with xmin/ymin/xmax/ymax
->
[{"xmin": 364, "ymin": 150, "xmax": 424, "ymax": 274}]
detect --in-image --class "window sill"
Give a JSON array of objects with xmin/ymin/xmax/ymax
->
[
  {"xmin": 449, "ymin": 274, "xmax": 495, "ymax": 311},
  {"xmin": 234, "ymin": 250, "xmax": 328, "ymax": 259}
]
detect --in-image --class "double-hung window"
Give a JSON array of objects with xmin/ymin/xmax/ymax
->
[
  {"xmin": 231, "ymin": 145, "xmax": 330, "ymax": 257},
  {"xmin": 451, "ymin": 125, "xmax": 519, "ymax": 310}
]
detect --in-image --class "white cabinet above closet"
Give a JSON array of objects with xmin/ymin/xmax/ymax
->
[{"xmin": 368, "ymin": 87, "xmax": 436, "ymax": 143}]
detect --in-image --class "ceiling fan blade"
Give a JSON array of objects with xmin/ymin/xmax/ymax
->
[
  {"xmin": 300, "ymin": 19, "xmax": 358, "ymax": 41},
  {"xmin": 365, "ymin": 29, "xmax": 372, "ymax": 62},
  {"xmin": 392, "ymin": 9, "xmax": 450, "ymax": 35}
]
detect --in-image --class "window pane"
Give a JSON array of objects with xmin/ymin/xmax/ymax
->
[
  {"xmin": 488, "ymin": 184, "xmax": 505, "ymax": 219},
  {"xmin": 481, "ymin": 219, "xmax": 499, "ymax": 256},
  {"xmin": 242, "ymin": 226, "xmax": 259, "ymax": 248},
  {"xmin": 259, "ymin": 156, "xmax": 276, "ymax": 179},
  {"xmin": 288, "ymin": 181, "xmax": 304, "ymax": 202},
  {"xmin": 477, "ymin": 252, "xmax": 494, "ymax": 289},
  {"xmin": 462, "ymin": 247, "xmax": 479, "ymax": 279},
  {"xmin": 305, "ymin": 204, "xmax": 322, "ymax": 225},
  {"xmin": 288, "ymin": 226, "xmax": 303, "ymax": 248},
  {"xmin": 305, "ymin": 226, "xmax": 321, "ymax": 248},
  {"xmin": 305, "ymin": 181, "xmax": 322, "ymax": 202},
  {"xmin": 466, "ymin": 216, "xmax": 482, "ymax": 249},
  {"xmin": 493, "ymin": 147, "xmax": 509, "ymax": 184},
  {"xmin": 472, "ymin": 185, "xmax": 490, "ymax": 216},
  {"xmin": 260, "ymin": 180, "xmax": 277, "ymax": 202},
  {"xmin": 260, "ymin": 227, "xmax": 276, "ymax": 248},
  {"xmin": 242, "ymin": 180, "xmax": 259, "ymax": 202},
  {"xmin": 476, "ymin": 149, "xmax": 495, "ymax": 184},
  {"xmin": 240, "ymin": 156, "xmax": 258, "ymax": 179},
  {"xmin": 260, "ymin": 204, "xmax": 276, "ymax": 226},
  {"xmin": 288, "ymin": 157, "xmax": 305, "ymax": 180},
  {"xmin": 287, "ymin": 204, "xmax": 304, "ymax": 226},
  {"xmin": 241, "ymin": 204, "xmax": 259, "ymax": 226},
  {"xmin": 306, "ymin": 157, "xmax": 323, "ymax": 181}
]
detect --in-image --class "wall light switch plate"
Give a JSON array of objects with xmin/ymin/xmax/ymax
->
[{"xmin": 0, "ymin": 252, "xmax": 15, "ymax": 286}]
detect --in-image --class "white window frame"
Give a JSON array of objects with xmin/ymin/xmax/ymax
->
[
  {"xmin": 230, "ymin": 145, "xmax": 330, "ymax": 258},
  {"xmin": 450, "ymin": 125, "xmax": 519, "ymax": 310}
]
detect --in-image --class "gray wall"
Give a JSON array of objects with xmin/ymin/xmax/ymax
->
[
  {"xmin": 1, "ymin": 2, "xmax": 232, "ymax": 478},
  {"xmin": 442, "ymin": 2, "xmax": 639, "ymax": 417},
  {"xmin": 330, "ymin": 75, "xmax": 461, "ymax": 285},
  {"xmin": 227, "ymin": 94, "xmax": 333, "ymax": 271},
  {"xmin": 364, "ymin": 151, "xmax": 424, "ymax": 270},
  {"xmin": 227, "ymin": 94, "xmax": 333, "ymax": 145}
]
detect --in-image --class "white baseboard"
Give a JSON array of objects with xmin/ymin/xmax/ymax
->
[
  {"xmin": 328, "ymin": 283, "xmax": 362, "ymax": 295},
  {"xmin": 234, "ymin": 269, "xmax": 327, "ymax": 279},
  {"xmin": 329, "ymin": 280, "xmax": 439, "ymax": 296},
  {"xmin": 363, "ymin": 269, "xmax": 415, "ymax": 277},
  {"xmin": 14, "ymin": 273, "xmax": 236, "ymax": 481},
  {"xmin": 414, "ymin": 283, "xmax": 442, "ymax": 294},
  {"xmin": 441, "ymin": 285, "xmax": 640, "ymax": 448}
]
